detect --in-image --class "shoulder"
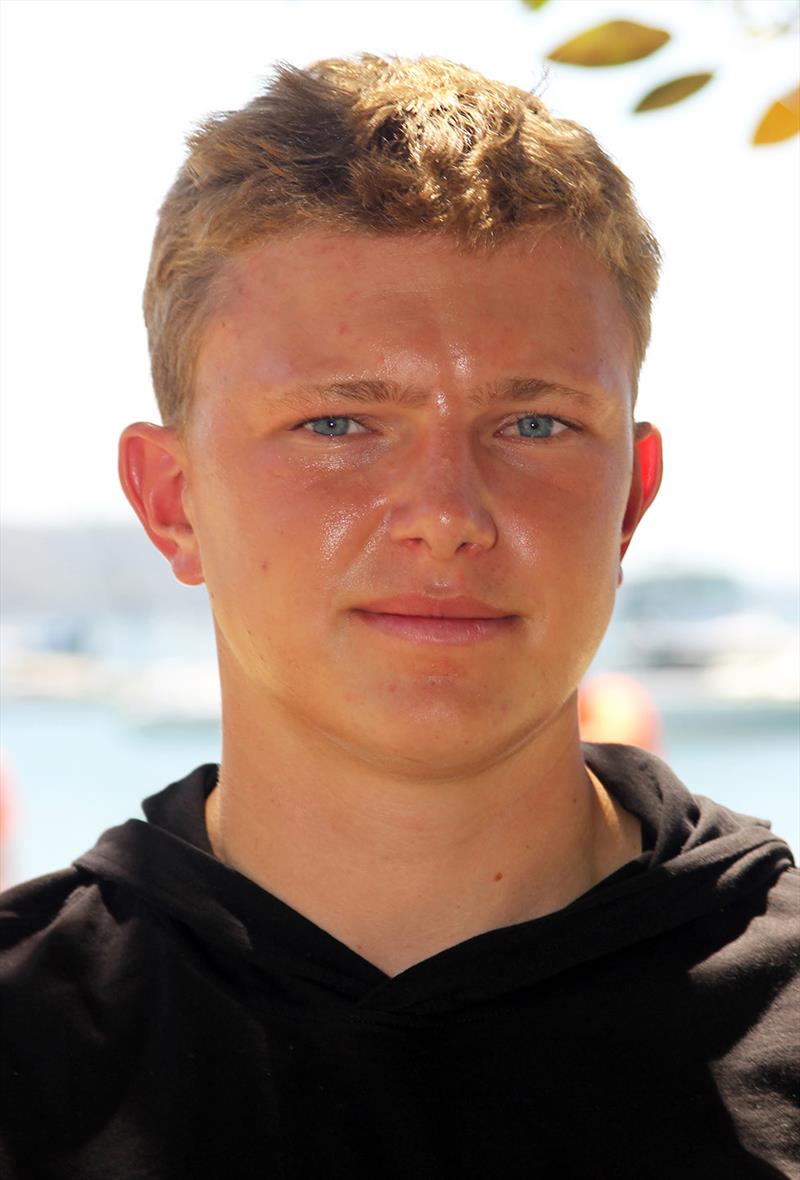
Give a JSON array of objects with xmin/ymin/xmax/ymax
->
[
  {"xmin": 1, "ymin": 865, "xmax": 169, "ymax": 1097},
  {"xmin": 683, "ymin": 862, "xmax": 799, "ymax": 986},
  {"xmin": 0, "ymin": 867, "xmax": 94, "ymax": 951},
  {"xmin": 742, "ymin": 864, "xmax": 798, "ymax": 992},
  {"xmin": 703, "ymin": 867, "xmax": 800, "ymax": 1169},
  {"xmin": 764, "ymin": 861, "xmax": 800, "ymax": 922},
  {"xmin": 0, "ymin": 867, "xmax": 170, "ymax": 1178},
  {"xmin": 0, "ymin": 865, "xmax": 160, "ymax": 1004}
]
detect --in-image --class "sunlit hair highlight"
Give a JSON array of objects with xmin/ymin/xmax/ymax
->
[{"xmin": 144, "ymin": 54, "xmax": 661, "ymax": 433}]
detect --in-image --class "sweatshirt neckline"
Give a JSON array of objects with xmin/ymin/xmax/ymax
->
[{"xmin": 75, "ymin": 745, "xmax": 791, "ymax": 1014}]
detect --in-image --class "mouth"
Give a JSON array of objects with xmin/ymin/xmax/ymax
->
[{"xmin": 351, "ymin": 595, "xmax": 519, "ymax": 646}]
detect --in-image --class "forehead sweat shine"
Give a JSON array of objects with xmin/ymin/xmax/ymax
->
[{"xmin": 143, "ymin": 54, "xmax": 660, "ymax": 434}]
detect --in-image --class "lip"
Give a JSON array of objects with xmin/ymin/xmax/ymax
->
[
  {"xmin": 356, "ymin": 595, "xmax": 512, "ymax": 619},
  {"xmin": 351, "ymin": 595, "xmax": 519, "ymax": 646}
]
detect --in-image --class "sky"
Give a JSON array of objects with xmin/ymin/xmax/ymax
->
[{"xmin": 1, "ymin": 0, "xmax": 798, "ymax": 585}]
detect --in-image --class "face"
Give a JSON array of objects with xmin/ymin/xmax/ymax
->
[{"xmin": 132, "ymin": 229, "xmax": 660, "ymax": 775}]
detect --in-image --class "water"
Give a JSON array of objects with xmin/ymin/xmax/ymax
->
[
  {"xmin": 1, "ymin": 698, "xmax": 797, "ymax": 890},
  {"xmin": 1, "ymin": 699, "xmax": 221, "ymax": 889}
]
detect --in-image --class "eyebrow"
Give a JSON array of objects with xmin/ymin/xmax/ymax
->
[{"xmin": 272, "ymin": 377, "xmax": 596, "ymax": 410}]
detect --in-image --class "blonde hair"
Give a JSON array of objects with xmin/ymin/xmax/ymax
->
[{"xmin": 144, "ymin": 54, "xmax": 660, "ymax": 432}]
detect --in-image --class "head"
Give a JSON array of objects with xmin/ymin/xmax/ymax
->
[{"xmin": 121, "ymin": 55, "xmax": 663, "ymax": 775}]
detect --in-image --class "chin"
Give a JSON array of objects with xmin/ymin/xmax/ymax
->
[
  {"xmin": 353, "ymin": 732, "xmax": 512, "ymax": 780},
  {"xmin": 346, "ymin": 701, "xmax": 553, "ymax": 778}
]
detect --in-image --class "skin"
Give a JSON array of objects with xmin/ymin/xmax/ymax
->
[{"xmin": 119, "ymin": 228, "xmax": 662, "ymax": 977}]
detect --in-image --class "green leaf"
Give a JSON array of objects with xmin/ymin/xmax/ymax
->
[
  {"xmin": 522, "ymin": 0, "xmax": 549, "ymax": 9},
  {"xmin": 752, "ymin": 85, "xmax": 800, "ymax": 145},
  {"xmin": 634, "ymin": 72, "xmax": 714, "ymax": 112},
  {"xmin": 547, "ymin": 20, "xmax": 670, "ymax": 67}
]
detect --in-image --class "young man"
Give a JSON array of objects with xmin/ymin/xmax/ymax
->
[{"xmin": 1, "ymin": 56, "xmax": 797, "ymax": 1179}]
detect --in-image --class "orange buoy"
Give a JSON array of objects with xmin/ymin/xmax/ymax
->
[{"xmin": 579, "ymin": 673, "xmax": 661, "ymax": 752}]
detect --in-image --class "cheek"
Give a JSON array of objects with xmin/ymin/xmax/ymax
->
[
  {"xmin": 502, "ymin": 457, "xmax": 628, "ymax": 597},
  {"xmin": 308, "ymin": 480, "xmax": 380, "ymax": 567},
  {"xmin": 206, "ymin": 455, "xmax": 379, "ymax": 602},
  {"xmin": 510, "ymin": 450, "xmax": 627, "ymax": 535}
]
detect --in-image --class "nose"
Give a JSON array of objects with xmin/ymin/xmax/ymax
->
[{"xmin": 386, "ymin": 425, "xmax": 498, "ymax": 559}]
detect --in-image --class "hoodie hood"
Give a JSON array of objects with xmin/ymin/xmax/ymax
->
[{"xmin": 74, "ymin": 744, "xmax": 794, "ymax": 1015}]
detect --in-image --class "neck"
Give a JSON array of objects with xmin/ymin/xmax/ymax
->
[{"xmin": 205, "ymin": 692, "xmax": 640, "ymax": 978}]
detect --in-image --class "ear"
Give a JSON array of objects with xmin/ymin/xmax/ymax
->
[
  {"xmin": 620, "ymin": 422, "xmax": 663, "ymax": 561},
  {"xmin": 118, "ymin": 422, "xmax": 204, "ymax": 586}
]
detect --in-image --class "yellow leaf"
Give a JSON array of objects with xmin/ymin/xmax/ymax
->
[
  {"xmin": 752, "ymin": 86, "xmax": 800, "ymax": 145},
  {"xmin": 547, "ymin": 20, "xmax": 670, "ymax": 67},
  {"xmin": 634, "ymin": 72, "xmax": 714, "ymax": 113}
]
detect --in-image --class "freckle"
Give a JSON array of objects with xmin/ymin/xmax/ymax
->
[
  {"xmin": 337, "ymin": 322, "xmax": 351, "ymax": 336},
  {"xmin": 260, "ymin": 560, "xmax": 269, "ymax": 573},
  {"xmin": 493, "ymin": 872, "xmax": 503, "ymax": 882}
]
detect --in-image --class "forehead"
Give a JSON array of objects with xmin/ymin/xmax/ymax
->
[{"xmin": 195, "ymin": 229, "xmax": 635, "ymax": 407}]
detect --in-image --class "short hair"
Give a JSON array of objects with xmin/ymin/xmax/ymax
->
[{"xmin": 144, "ymin": 54, "xmax": 661, "ymax": 434}]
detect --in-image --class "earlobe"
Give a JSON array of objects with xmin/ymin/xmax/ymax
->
[
  {"xmin": 118, "ymin": 422, "xmax": 204, "ymax": 586},
  {"xmin": 620, "ymin": 423, "xmax": 663, "ymax": 561}
]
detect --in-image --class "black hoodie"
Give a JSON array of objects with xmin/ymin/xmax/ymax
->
[{"xmin": 1, "ymin": 744, "xmax": 797, "ymax": 1179}]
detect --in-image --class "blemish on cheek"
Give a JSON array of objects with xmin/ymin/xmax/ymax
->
[
  {"xmin": 259, "ymin": 560, "xmax": 269, "ymax": 573},
  {"xmin": 337, "ymin": 322, "xmax": 351, "ymax": 336},
  {"xmin": 493, "ymin": 871, "xmax": 504, "ymax": 883}
]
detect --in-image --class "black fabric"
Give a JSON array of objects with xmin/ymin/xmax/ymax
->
[{"xmin": 1, "ymin": 744, "xmax": 797, "ymax": 1179}]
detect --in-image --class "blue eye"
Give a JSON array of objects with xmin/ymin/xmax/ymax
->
[
  {"xmin": 303, "ymin": 416, "xmax": 362, "ymax": 437},
  {"xmin": 511, "ymin": 415, "xmax": 564, "ymax": 439},
  {"xmin": 297, "ymin": 413, "xmax": 567, "ymax": 440}
]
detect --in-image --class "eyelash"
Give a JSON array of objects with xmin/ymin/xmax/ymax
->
[{"xmin": 292, "ymin": 413, "xmax": 576, "ymax": 439}]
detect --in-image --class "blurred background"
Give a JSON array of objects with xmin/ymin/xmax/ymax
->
[{"xmin": 1, "ymin": 0, "xmax": 798, "ymax": 887}]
